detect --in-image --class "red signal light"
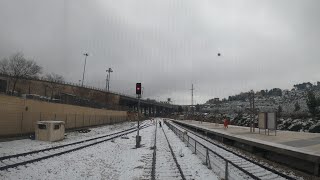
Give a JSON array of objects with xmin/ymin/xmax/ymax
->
[{"xmin": 136, "ymin": 83, "xmax": 142, "ymax": 95}]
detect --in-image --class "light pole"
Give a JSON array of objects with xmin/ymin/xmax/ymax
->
[
  {"xmin": 106, "ymin": 74, "xmax": 109, "ymax": 90},
  {"xmin": 106, "ymin": 68, "xmax": 113, "ymax": 91},
  {"xmin": 81, "ymin": 53, "xmax": 89, "ymax": 86}
]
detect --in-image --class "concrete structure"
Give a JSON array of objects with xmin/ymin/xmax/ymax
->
[
  {"xmin": 119, "ymin": 96, "xmax": 175, "ymax": 117},
  {"xmin": 173, "ymin": 120, "xmax": 320, "ymax": 176},
  {"xmin": 0, "ymin": 94, "xmax": 129, "ymax": 137},
  {"xmin": 0, "ymin": 73, "xmax": 176, "ymax": 114},
  {"xmin": 178, "ymin": 115, "xmax": 184, "ymax": 120},
  {"xmin": 35, "ymin": 121, "xmax": 65, "ymax": 142}
]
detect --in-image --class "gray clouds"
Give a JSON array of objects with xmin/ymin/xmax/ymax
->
[{"xmin": 0, "ymin": 0, "xmax": 320, "ymax": 104}]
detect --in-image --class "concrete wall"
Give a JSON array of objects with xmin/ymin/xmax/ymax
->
[
  {"xmin": 0, "ymin": 94, "xmax": 128, "ymax": 137},
  {"xmin": 0, "ymin": 75, "xmax": 121, "ymax": 107}
]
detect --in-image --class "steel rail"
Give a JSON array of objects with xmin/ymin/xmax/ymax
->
[
  {"xmin": 169, "ymin": 121, "xmax": 295, "ymax": 180},
  {"xmin": 151, "ymin": 121, "xmax": 157, "ymax": 180},
  {"xmin": 0, "ymin": 123, "xmax": 146, "ymax": 162},
  {"xmin": 0, "ymin": 124, "xmax": 151, "ymax": 171},
  {"xmin": 161, "ymin": 123, "xmax": 186, "ymax": 180}
]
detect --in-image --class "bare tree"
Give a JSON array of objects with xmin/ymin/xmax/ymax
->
[
  {"xmin": 0, "ymin": 52, "xmax": 42, "ymax": 93},
  {"xmin": 45, "ymin": 73, "xmax": 64, "ymax": 83},
  {"xmin": 45, "ymin": 73, "xmax": 64, "ymax": 99}
]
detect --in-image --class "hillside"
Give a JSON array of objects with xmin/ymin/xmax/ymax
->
[{"xmin": 201, "ymin": 82, "xmax": 320, "ymax": 132}]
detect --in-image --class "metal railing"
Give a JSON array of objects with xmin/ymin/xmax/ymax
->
[
  {"xmin": 0, "ymin": 73, "xmax": 175, "ymax": 107},
  {"xmin": 165, "ymin": 121, "xmax": 259, "ymax": 180}
]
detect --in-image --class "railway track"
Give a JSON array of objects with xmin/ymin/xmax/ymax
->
[
  {"xmin": 0, "ymin": 123, "xmax": 151, "ymax": 171},
  {"xmin": 151, "ymin": 120, "xmax": 187, "ymax": 180},
  {"xmin": 166, "ymin": 120, "xmax": 297, "ymax": 180},
  {"xmin": 151, "ymin": 120, "xmax": 157, "ymax": 180}
]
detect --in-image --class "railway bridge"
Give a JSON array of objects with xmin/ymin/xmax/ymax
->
[{"xmin": 119, "ymin": 95, "xmax": 176, "ymax": 117}]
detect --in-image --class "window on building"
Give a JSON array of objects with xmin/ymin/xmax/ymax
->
[
  {"xmin": 54, "ymin": 124, "xmax": 60, "ymax": 130},
  {"xmin": 38, "ymin": 124, "xmax": 46, "ymax": 129}
]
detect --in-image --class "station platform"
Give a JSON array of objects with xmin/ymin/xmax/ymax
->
[{"xmin": 172, "ymin": 120, "xmax": 320, "ymax": 176}]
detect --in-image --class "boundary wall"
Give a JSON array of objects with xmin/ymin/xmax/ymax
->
[{"xmin": 0, "ymin": 94, "xmax": 128, "ymax": 137}]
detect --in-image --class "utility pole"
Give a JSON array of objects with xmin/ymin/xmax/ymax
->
[
  {"xmin": 191, "ymin": 84, "xmax": 194, "ymax": 117},
  {"xmin": 81, "ymin": 53, "xmax": 89, "ymax": 86},
  {"xmin": 106, "ymin": 74, "xmax": 109, "ymax": 90},
  {"xmin": 106, "ymin": 68, "xmax": 113, "ymax": 91}
]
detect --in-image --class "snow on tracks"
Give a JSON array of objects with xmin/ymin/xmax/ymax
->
[
  {"xmin": 154, "ymin": 119, "xmax": 218, "ymax": 180},
  {"xmin": 0, "ymin": 124, "xmax": 151, "ymax": 171},
  {"xmin": 155, "ymin": 122, "xmax": 186, "ymax": 180},
  {"xmin": 0, "ymin": 123, "xmax": 155, "ymax": 180},
  {"xmin": 168, "ymin": 121, "xmax": 298, "ymax": 180}
]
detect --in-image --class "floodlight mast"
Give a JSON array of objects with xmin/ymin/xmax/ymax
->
[
  {"xmin": 81, "ymin": 53, "xmax": 89, "ymax": 86},
  {"xmin": 106, "ymin": 68, "xmax": 113, "ymax": 91}
]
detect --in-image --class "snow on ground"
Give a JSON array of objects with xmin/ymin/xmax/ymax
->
[
  {"xmin": 160, "ymin": 120, "xmax": 219, "ymax": 180},
  {"xmin": 155, "ymin": 122, "xmax": 185, "ymax": 179},
  {"xmin": 0, "ymin": 123, "xmax": 155, "ymax": 180},
  {"xmin": 169, "ymin": 121, "xmax": 303, "ymax": 180},
  {"xmin": 0, "ymin": 119, "xmax": 219, "ymax": 180},
  {"xmin": 0, "ymin": 121, "xmax": 138, "ymax": 156}
]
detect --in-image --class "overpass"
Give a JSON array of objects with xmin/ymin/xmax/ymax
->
[
  {"xmin": 119, "ymin": 95, "xmax": 176, "ymax": 117},
  {"xmin": 0, "ymin": 73, "xmax": 177, "ymax": 116}
]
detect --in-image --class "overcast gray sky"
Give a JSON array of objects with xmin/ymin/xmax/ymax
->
[{"xmin": 0, "ymin": 0, "xmax": 320, "ymax": 105}]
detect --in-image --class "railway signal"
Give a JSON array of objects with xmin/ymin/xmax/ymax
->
[
  {"xmin": 136, "ymin": 83, "xmax": 142, "ymax": 95},
  {"xmin": 136, "ymin": 83, "xmax": 142, "ymax": 148}
]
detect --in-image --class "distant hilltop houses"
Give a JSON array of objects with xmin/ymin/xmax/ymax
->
[
  {"xmin": 202, "ymin": 82, "xmax": 320, "ymax": 116},
  {"xmin": 210, "ymin": 82, "xmax": 319, "ymax": 102},
  {"xmin": 176, "ymin": 82, "xmax": 320, "ymax": 116},
  {"xmin": 192, "ymin": 82, "xmax": 320, "ymax": 133}
]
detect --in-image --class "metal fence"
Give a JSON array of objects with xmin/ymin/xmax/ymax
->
[{"xmin": 165, "ymin": 121, "xmax": 258, "ymax": 180}]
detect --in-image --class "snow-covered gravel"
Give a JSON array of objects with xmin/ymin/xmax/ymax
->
[
  {"xmin": 0, "ymin": 121, "xmax": 138, "ymax": 156},
  {"xmin": 0, "ymin": 119, "xmax": 219, "ymax": 180},
  {"xmin": 156, "ymin": 123, "xmax": 185, "ymax": 179},
  {"xmin": 160, "ymin": 121, "xmax": 219, "ymax": 180},
  {"xmin": 168, "ymin": 121, "xmax": 303, "ymax": 180},
  {"xmin": 0, "ymin": 123, "xmax": 154, "ymax": 180}
]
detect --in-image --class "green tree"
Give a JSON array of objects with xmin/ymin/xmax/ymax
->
[
  {"xmin": 306, "ymin": 91, "xmax": 318, "ymax": 117},
  {"xmin": 195, "ymin": 104, "xmax": 200, "ymax": 112},
  {"xmin": 277, "ymin": 105, "xmax": 283, "ymax": 116},
  {"xmin": 268, "ymin": 88, "xmax": 282, "ymax": 96},
  {"xmin": 178, "ymin": 106, "xmax": 183, "ymax": 113},
  {"xmin": 294, "ymin": 102, "xmax": 301, "ymax": 112}
]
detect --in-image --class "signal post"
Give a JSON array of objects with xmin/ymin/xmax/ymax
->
[{"xmin": 136, "ymin": 83, "xmax": 142, "ymax": 148}]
